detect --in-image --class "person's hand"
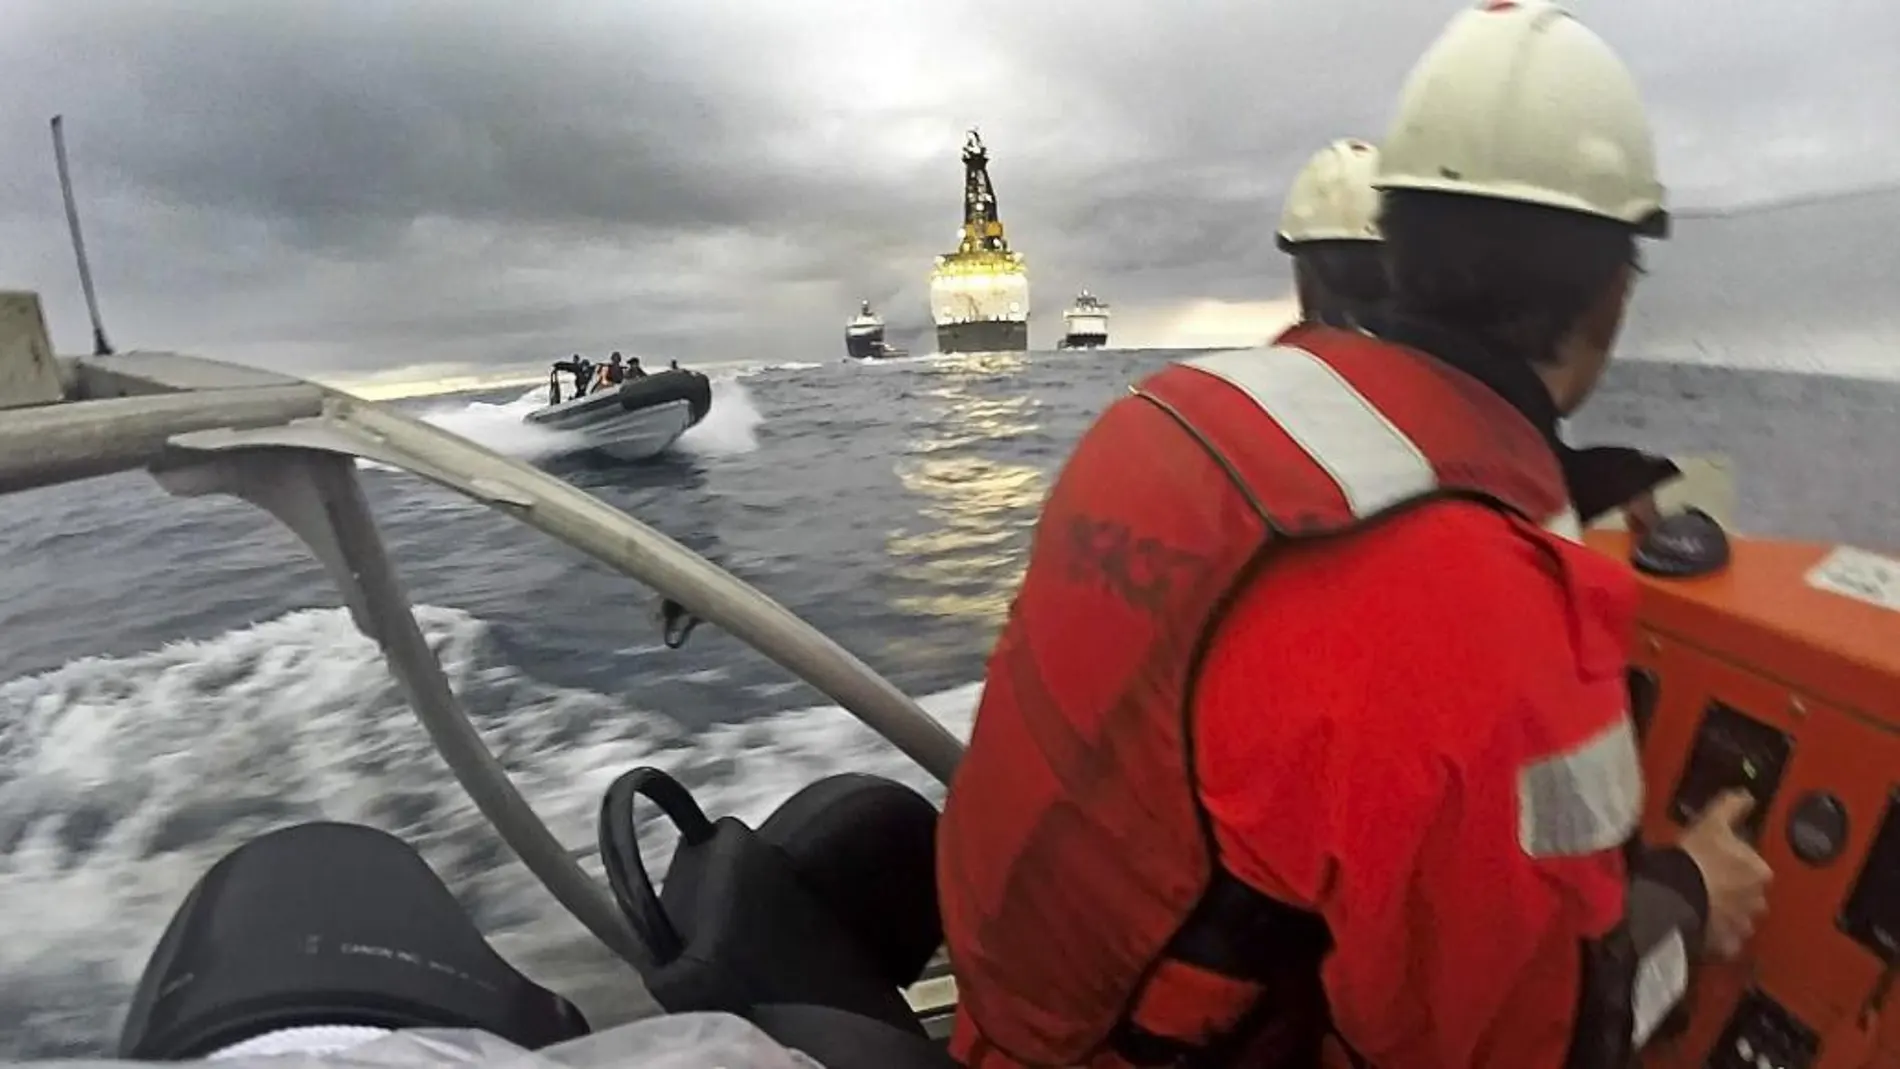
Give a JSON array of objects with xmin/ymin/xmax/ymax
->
[
  {"xmin": 1677, "ymin": 791, "xmax": 1773, "ymax": 960},
  {"xmin": 1623, "ymin": 491, "xmax": 1661, "ymax": 543}
]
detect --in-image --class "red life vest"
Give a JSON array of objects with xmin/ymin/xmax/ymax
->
[{"xmin": 937, "ymin": 324, "xmax": 1575, "ymax": 1068}]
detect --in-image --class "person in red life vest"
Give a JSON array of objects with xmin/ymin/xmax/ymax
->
[
  {"xmin": 934, "ymin": 4, "xmax": 1774, "ymax": 1069},
  {"xmin": 1275, "ymin": 138, "xmax": 1388, "ymax": 331}
]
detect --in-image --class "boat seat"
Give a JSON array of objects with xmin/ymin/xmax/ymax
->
[
  {"xmin": 119, "ymin": 822, "xmax": 588, "ymax": 1059},
  {"xmin": 754, "ymin": 771, "xmax": 944, "ymax": 990},
  {"xmin": 609, "ymin": 769, "xmax": 943, "ymax": 1040}
]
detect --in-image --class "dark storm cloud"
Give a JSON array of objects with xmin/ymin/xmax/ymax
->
[
  {"xmin": 2, "ymin": 3, "xmax": 857, "ymax": 235},
  {"xmin": 2, "ymin": 0, "xmax": 1898, "ymax": 371}
]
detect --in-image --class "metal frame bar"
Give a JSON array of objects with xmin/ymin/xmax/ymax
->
[{"xmin": 0, "ymin": 329, "xmax": 969, "ymax": 979}]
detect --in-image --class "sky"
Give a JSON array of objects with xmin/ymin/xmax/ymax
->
[{"xmin": 3, "ymin": 0, "xmax": 1900, "ymax": 377}]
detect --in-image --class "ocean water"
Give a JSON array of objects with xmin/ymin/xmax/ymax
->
[{"xmin": 0, "ymin": 347, "xmax": 1898, "ymax": 1056}]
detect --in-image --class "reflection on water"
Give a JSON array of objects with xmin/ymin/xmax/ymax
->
[
  {"xmin": 888, "ymin": 353, "xmax": 1051, "ymax": 621},
  {"xmin": 889, "ymin": 457, "xmax": 1046, "ymax": 619}
]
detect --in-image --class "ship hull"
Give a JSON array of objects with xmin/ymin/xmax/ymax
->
[
  {"xmin": 1060, "ymin": 332, "xmax": 1108, "ymax": 349},
  {"xmin": 845, "ymin": 331, "xmax": 887, "ymax": 360},
  {"xmin": 936, "ymin": 320, "xmax": 1028, "ymax": 354}
]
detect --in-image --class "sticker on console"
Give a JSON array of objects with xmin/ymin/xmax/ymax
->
[{"xmin": 1806, "ymin": 546, "xmax": 1900, "ymax": 614}]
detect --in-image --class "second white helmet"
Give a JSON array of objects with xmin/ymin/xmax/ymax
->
[
  {"xmin": 1277, "ymin": 138, "xmax": 1383, "ymax": 249},
  {"xmin": 1376, "ymin": 0, "xmax": 1668, "ymax": 237}
]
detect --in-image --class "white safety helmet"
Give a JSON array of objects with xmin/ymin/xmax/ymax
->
[
  {"xmin": 1376, "ymin": 0, "xmax": 1668, "ymax": 238},
  {"xmin": 1276, "ymin": 138, "xmax": 1383, "ymax": 250}
]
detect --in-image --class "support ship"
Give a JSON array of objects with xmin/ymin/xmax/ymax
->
[
  {"xmin": 845, "ymin": 301, "xmax": 890, "ymax": 359},
  {"xmin": 929, "ymin": 130, "xmax": 1030, "ymax": 354},
  {"xmin": 1059, "ymin": 290, "xmax": 1110, "ymax": 349}
]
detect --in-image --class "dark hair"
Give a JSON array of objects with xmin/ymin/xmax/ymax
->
[
  {"xmin": 1379, "ymin": 189, "xmax": 1637, "ymax": 364},
  {"xmin": 1291, "ymin": 241, "xmax": 1389, "ymax": 325}
]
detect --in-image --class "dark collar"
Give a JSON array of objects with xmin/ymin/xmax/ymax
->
[{"xmin": 1359, "ymin": 312, "xmax": 1679, "ymax": 523}]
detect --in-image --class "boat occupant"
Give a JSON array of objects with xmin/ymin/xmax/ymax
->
[
  {"xmin": 1278, "ymin": 134, "xmax": 1677, "ymax": 538},
  {"xmin": 628, "ymin": 356, "xmax": 649, "ymax": 379},
  {"xmin": 551, "ymin": 354, "xmax": 593, "ymax": 397},
  {"xmin": 604, "ymin": 352, "xmax": 628, "ymax": 386},
  {"xmin": 934, "ymin": 4, "xmax": 1773, "ymax": 1068},
  {"xmin": 1275, "ymin": 138, "xmax": 1387, "ymax": 330}
]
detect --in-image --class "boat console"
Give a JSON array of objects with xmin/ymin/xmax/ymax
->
[{"xmin": 1591, "ymin": 523, "xmax": 1900, "ymax": 1069}]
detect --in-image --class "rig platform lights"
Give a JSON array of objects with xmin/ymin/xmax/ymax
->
[{"xmin": 928, "ymin": 129, "xmax": 1030, "ymax": 354}]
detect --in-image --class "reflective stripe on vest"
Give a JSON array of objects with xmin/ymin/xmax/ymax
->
[
  {"xmin": 1179, "ymin": 348, "xmax": 1436, "ymax": 517},
  {"xmin": 1170, "ymin": 347, "xmax": 1573, "ymax": 535},
  {"xmin": 939, "ymin": 328, "xmax": 1573, "ymax": 1069},
  {"xmin": 1173, "ymin": 346, "xmax": 1576, "ymax": 536}
]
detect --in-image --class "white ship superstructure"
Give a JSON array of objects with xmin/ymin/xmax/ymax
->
[{"xmin": 1059, "ymin": 290, "xmax": 1110, "ymax": 349}]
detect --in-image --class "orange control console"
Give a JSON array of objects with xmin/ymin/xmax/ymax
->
[{"xmin": 1586, "ymin": 530, "xmax": 1900, "ymax": 1069}]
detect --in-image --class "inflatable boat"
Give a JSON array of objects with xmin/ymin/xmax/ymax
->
[
  {"xmin": 4, "ymin": 287, "xmax": 1900, "ymax": 1069},
  {"xmin": 523, "ymin": 368, "xmax": 713, "ymax": 461}
]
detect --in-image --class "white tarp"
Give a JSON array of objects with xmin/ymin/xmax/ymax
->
[{"xmin": 4, "ymin": 1016, "xmax": 823, "ymax": 1069}]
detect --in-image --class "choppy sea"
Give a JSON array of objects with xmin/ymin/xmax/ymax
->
[{"xmin": 2, "ymin": 345, "xmax": 1898, "ymax": 1057}]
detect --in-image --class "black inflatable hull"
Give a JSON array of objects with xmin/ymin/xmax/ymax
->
[
  {"xmin": 119, "ymin": 822, "xmax": 587, "ymax": 1059},
  {"xmin": 845, "ymin": 332, "xmax": 887, "ymax": 360},
  {"xmin": 604, "ymin": 768, "xmax": 954, "ymax": 1069},
  {"xmin": 121, "ymin": 774, "xmax": 955, "ymax": 1068},
  {"xmin": 526, "ymin": 369, "xmax": 712, "ymax": 430}
]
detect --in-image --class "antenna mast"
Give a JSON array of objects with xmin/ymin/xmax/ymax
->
[{"xmin": 50, "ymin": 115, "xmax": 114, "ymax": 356}]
